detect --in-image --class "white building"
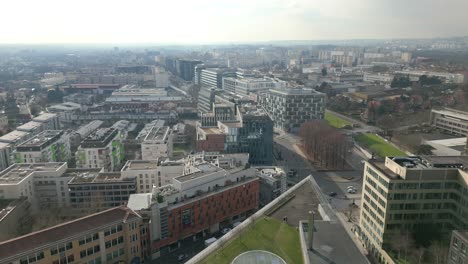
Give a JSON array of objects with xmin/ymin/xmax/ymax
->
[
  {"xmin": 32, "ymin": 113, "xmax": 60, "ymax": 130},
  {"xmin": 140, "ymin": 126, "xmax": 173, "ymax": 160},
  {"xmin": 105, "ymin": 85, "xmax": 182, "ymax": 104},
  {"xmin": 0, "ymin": 130, "xmax": 31, "ymax": 147},
  {"xmin": 121, "ymin": 160, "xmax": 185, "ymax": 193},
  {"xmin": 69, "ymin": 120, "xmax": 104, "ymax": 147},
  {"xmin": 75, "ymin": 128, "xmax": 123, "ymax": 171},
  {"xmin": 16, "ymin": 121, "xmax": 45, "ymax": 135},
  {"xmin": 0, "ymin": 162, "xmax": 69, "ymax": 212},
  {"xmin": 222, "ymin": 77, "xmax": 286, "ymax": 97},
  {"xmin": 363, "ymin": 73, "xmax": 394, "ymax": 83},
  {"xmin": 394, "ymin": 70, "xmax": 465, "ymax": 84},
  {"xmin": 13, "ymin": 130, "xmax": 71, "ymax": 163}
]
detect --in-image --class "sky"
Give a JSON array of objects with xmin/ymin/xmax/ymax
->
[{"xmin": 1, "ymin": 0, "xmax": 467, "ymax": 44}]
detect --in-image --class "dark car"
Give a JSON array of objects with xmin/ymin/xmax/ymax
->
[{"xmin": 328, "ymin": 192, "xmax": 337, "ymax": 197}]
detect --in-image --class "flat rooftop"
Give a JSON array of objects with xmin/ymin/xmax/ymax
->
[
  {"xmin": 122, "ymin": 160, "xmax": 159, "ymax": 171},
  {"xmin": 67, "ymin": 170, "xmax": 127, "ymax": 184},
  {"xmin": 144, "ymin": 126, "xmax": 170, "ymax": 141},
  {"xmin": 432, "ymin": 109, "xmax": 468, "ymax": 121},
  {"xmin": 32, "ymin": 113, "xmax": 57, "ymax": 122},
  {"xmin": 16, "ymin": 130, "xmax": 63, "ymax": 149},
  {"xmin": 81, "ymin": 128, "xmax": 118, "ymax": 148},
  {"xmin": 175, "ymin": 163, "xmax": 223, "ymax": 183},
  {"xmin": 0, "ymin": 163, "xmax": 65, "ymax": 185},
  {"xmin": 201, "ymin": 127, "xmax": 223, "ymax": 134},
  {"xmin": 16, "ymin": 121, "xmax": 43, "ymax": 131}
]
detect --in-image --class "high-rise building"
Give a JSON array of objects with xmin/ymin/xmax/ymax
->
[
  {"xmin": 200, "ymin": 68, "xmax": 236, "ymax": 89},
  {"xmin": 75, "ymin": 128, "xmax": 124, "ymax": 172},
  {"xmin": 258, "ymin": 87, "xmax": 326, "ymax": 132},
  {"xmin": 0, "ymin": 206, "xmax": 143, "ymax": 264},
  {"xmin": 359, "ymin": 156, "xmax": 468, "ymax": 263},
  {"xmin": 13, "ymin": 130, "xmax": 71, "ymax": 163},
  {"xmin": 176, "ymin": 59, "xmax": 202, "ymax": 81}
]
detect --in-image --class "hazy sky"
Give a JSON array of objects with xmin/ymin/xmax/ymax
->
[{"xmin": 1, "ymin": 0, "xmax": 467, "ymax": 44}]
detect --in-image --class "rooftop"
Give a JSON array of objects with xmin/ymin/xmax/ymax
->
[
  {"xmin": 48, "ymin": 102, "xmax": 82, "ymax": 111},
  {"xmin": 143, "ymin": 126, "xmax": 170, "ymax": 142},
  {"xmin": 81, "ymin": 128, "xmax": 119, "ymax": 148},
  {"xmin": 175, "ymin": 163, "xmax": 223, "ymax": 183},
  {"xmin": 0, "ymin": 206, "xmax": 140, "ymax": 260},
  {"xmin": 122, "ymin": 160, "xmax": 159, "ymax": 171},
  {"xmin": 16, "ymin": 130, "xmax": 64, "ymax": 149},
  {"xmin": 67, "ymin": 170, "xmax": 127, "ymax": 184},
  {"xmin": 16, "ymin": 121, "xmax": 43, "ymax": 132},
  {"xmin": 432, "ymin": 108, "xmax": 468, "ymax": 121},
  {"xmin": 201, "ymin": 127, "xmax": 224, "ymax": 135},
  {"xmin": 270, "ymin": 87, "xmax": 325, "ymax": 96},
  {"xmin": 0, "ymin": 130, "xmax": 29, "ymax": 143},
  {"xmin": 0, "ymin": 163, "xmax": 66, "ymax": 185},
  {"xmin": 32, "ymin": 113, "xmax": 57, "ymax": 122}
]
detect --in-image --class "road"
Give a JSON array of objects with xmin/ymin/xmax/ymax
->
[{"xmin": 274, "ymin": 130, "xmax": 367, "ymax": 212}]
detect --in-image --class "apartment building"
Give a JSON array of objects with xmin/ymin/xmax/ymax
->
[
  {"xmin": 16, "ymin": 121, "xmax": 46, "ymax": 135},
  {"xmin": 0, "ymin": 130, "xmax": 31, "ymax": 147},
  {"xmin": 138, "ymin": 122, "xmax": 173, "ymax": 160},
  {"xmin": 69, "ymin": 120, "xmax": 104, "ymax": 148},
  {"xmin": 128, "ymin": 161, "xmax": 259, "ymax": 258},
  {"xmin": 258, "ymin": 86, "xmax": 326, "ymax": 132},
  {"xmin": 359, "ymin": 156, "xmax": 468, "ymax": 263},
  {"xmin": 430, "ymin": 109, "xmax": 468, "ymax": 136},
  {"xmin": 0, "ymin": 206, "xmax": 143, "ymax": 264},
  {"xmin": 121, "ymin": 160, "xmax": 185, "ymax": 193},
  {"xmin": 76, "ymin": 128, "xmax": 124, "ymax": 172},
  {"xmin": 200, "ymin": 68, "xmax": 236, "ymax": 89},
  {"xmin": 13, "ymin": 130, "xmax": 71, "ymax": 163}
]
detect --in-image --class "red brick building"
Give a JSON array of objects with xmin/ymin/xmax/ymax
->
[
  {"xmin": 152, "ymin": 178, "xmax": 259, "ymax": 252},
  {"xmin": 196, "ymin": 131, "xmax": 225, "ymax": 152}
]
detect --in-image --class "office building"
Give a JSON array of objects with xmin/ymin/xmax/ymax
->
[
  {"xmin": 222, "ymin": 77, "xmax": 286, "ymax": 97},
  {"xmin": 137, "ymin": 121, "xmax": 173, "ymax": 160},
  {"xmin": 0, "ymin": 143, "xmax": 12, "ymax": 172},
  {"xmin": 66, "ymin": 170, "xmax": 136, "ymax": 211},
  {"xmin": 200, "ymin": 68, "xmax": 236, "ymax": 89},
  {"xmin": 0, "ymin": 162, "xmax": 70, "ymax": 211},
  {"xmin": 176, "ymin": 59, "xmax": 202, "ymax": 81},
  {"xmin": 196, "ymin": 104, "xmax": 273, "ymax": 165},
  {"xmin": 256, "ymin": 167, "xmax": 286, "ymax": 206},
  {"xmin": 13, "ymin": 130, "xmax": 71, "ymax": 163},
  {"xmin": 121, "ymin": 160, "xmax": 185, "ymax": 193},
  {"xmin": 197, "ymin": 87, "xmax": 216, "ymax": 114},
  {"xmin": 430, "ymin": 109, "xmax": 468, "ymax": 136},
  {"xmin": 359, "ymin": 156, "xmax": 468, "ymax": 263},
  {"xmin": 172, "ymin": 123, "xmax": 187, "ymax": 144},
  {"xmin": 0, "ymin": 206, "xmax": 143, "ymax": 264},
  {"xmin": 258, "ymin": 87, "xmax": 326, "ymax": 132},
  {"xmin": 75, "ymin": 128, "xmax": 124, "ymax": 172},
  {"xmin": 127, "ymin": 160, "xmax": 259, "ymax": 258}
]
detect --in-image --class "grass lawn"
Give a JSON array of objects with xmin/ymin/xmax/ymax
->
[
  {"xmin": 201, "ymin": 216, "xmax": 303, "ymax": 264},
  {"xmin": 355, "ymin": 133, "xmax": 406, "ymax": 158},
  {"xmin": 325, "ymin": 112, "xmax": 352, "ymax": 128},
  {"xmin": 173, "ymin": 144, "xmax": 191, "ymax": 153}
]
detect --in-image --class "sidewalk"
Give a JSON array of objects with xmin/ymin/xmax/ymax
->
[{"xmin": 336, "ymin": 212, "xmax": 369, "ymax": 258}]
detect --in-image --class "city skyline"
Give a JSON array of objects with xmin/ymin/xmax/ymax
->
[{"xmin": 1, "ymin": 0, "xmax": 468, "ymax": 44}]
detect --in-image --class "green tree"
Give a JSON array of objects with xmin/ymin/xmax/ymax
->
[
  {"xmin": 321, "ymin": 67, "xmax": 327, "ymax": 76},
  {"xmin": 391, "ymin": 75, "xmax": 411, "ymax": 88}
]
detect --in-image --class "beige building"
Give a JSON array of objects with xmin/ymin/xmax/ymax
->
[
  {"xmin": 448, "ymin": 230, "xmax": 468, "ymax": 264},
  {"xmin": 359, "ymin": 156, "xmax": 468, "ymax": 264},
  {"xmin": 430, "ymin": 108, "xmax": 468, "ymax": 136},
  {"xmin": 0, "ymin": 206, "xmax": 143, "ymax": 264}
]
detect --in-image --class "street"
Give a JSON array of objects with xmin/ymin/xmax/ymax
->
[{"xmin": 274, "ymin": 131, "xmax": 367, "ymax": 212}]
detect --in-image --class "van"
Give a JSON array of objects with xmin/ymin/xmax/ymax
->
[{"xmin": 204, "ymin": 237, "xmax": 217, "ymax": 246}]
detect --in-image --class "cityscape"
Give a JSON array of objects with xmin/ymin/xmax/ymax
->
[{"xmin": 1, "ymin": 1, "xmax": 468, "ymax": 264}]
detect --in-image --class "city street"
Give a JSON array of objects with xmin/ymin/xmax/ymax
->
[{"xmin": 274, "ymin": 131, "xmax": 367, "ymax": 212}]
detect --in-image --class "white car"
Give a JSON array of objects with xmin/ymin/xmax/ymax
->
[
  {"xmin": 346, "ymin": 186, "xmax": 356, "ymax": 190},
  {"xmin": 347, "ymin": 188, "xmax": 357, "ymax": 194}
]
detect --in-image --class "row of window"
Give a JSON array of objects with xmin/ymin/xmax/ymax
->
[
  {"xmin": 104, "ymin": 224, "xmax": 123, "ymax": 236},
  {"xmin": 106, "ymin": 248, "xmax": 125, "ymax": 262},
  {"xmin": 79, "ymin": 233, "xmax": 99, "ymax": 245},
  {"xmin": 50, "ymin": 242, "xmax": 73, "ymax": 255},
  {"xmin": 105, "ymin": 236, "xmax": 124, "ymax": 248},
  {"xmin": 19, "ymin": 252, "xmax": 44, "ymax": 264},
  {"xmin": 80, "ymin": 245, "xmax": 100, "ymax": 259}
]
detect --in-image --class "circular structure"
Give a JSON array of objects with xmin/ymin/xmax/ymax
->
[{"xmin": 231, "ymin": 250, "xmax": 287, "ymax": 264}]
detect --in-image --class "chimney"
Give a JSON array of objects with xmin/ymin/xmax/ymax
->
[{"xmin": 308, "ymin": 211, "xmax": 315, "ymax": 250}]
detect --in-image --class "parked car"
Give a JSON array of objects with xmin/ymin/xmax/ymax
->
[
  {"xmin": 328, "ymin": 192, "xmax": 337, "ymax": 197},
  {"xmin": 347, "ymin": 189, "xmax": 357, "ymax": 194},
  {"xmin": 221, "ymin": 228, "xmax": 232, "ymax": 234},
  {"xmin": 178, "ymin": 254, "xmax": 189, "ymax": 261}
]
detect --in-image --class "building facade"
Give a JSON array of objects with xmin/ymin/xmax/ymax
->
[
  {"xmin": 258, "ymin": 87, "xmax": 326, "ymax": 132},
  {"xmin": 448, "ymin": 230, "xmax": 468, "ymax": 264},
  {"xmin": 430, "ymin": 109, "xmax": 468, "ymax": 136},
  {"xmin": 75, "ymin": 128, "xmax": 124, "ymax": 172},
  {"xmin": 13, "ymin": 130, "xmax": 71, "ymax": 164},
  {"xmin": 359, "ymin": 156, "xmax": 468, "ymax": 263},
  {"xmin": 0, "ymin": 206, "xmax": 143, "ymax": 264}
]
